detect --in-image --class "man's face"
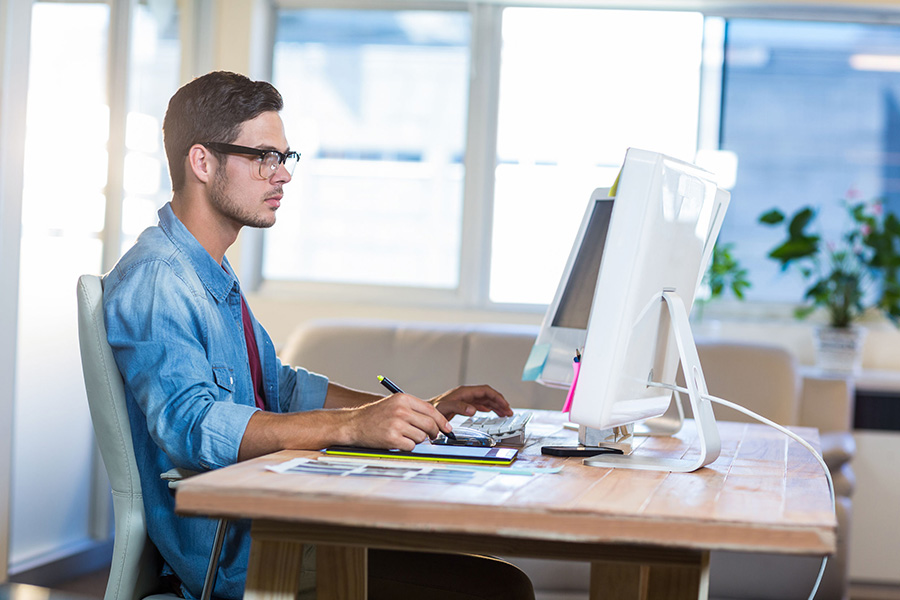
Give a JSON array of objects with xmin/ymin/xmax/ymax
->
[{"xmin": 208, "ymin": 111, "xmax": 292, "ymax": 230}]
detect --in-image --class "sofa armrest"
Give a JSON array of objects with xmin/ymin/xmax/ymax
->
[
  {"xmin": 820, "ymin": 431, "xmax": 855, "ymax": 470},
  {"xmin": 798, "ymin": 371, "xmax": 855, "ymax": 433},
  {"xmin": 820, "ymin": 431, "xmax": 856, "ymax": 498}
]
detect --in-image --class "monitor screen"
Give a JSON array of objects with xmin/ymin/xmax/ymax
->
[
  {"xmin": 525, "ymin": 189, "xmax": 613, "ymax": 389},
  {"xmin": 551, "ymin": 200, "xmax": 613, "ymax": 331}
]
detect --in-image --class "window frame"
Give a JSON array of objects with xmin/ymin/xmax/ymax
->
[
  {"xmin": 257, "ymin": 1, "xmax": 507, "ymax": 311},
  {"xmin": 257, "ymin": 0, "xmax": 900, "ymax": 317}
]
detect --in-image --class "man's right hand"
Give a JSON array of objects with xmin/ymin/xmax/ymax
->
[{"xmin": 342, "ymin": 393, "xmax": 453, "ymax": 451}]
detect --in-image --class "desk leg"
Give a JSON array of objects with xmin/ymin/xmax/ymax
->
[
  {"xmin": 317, "ymin": 545, "xmax": 367, "ymax": 600},
  {"xmin": 590, "ymin": 551, "xmax": 710, "ymax": 600},
  {"xmin": 244, "ymin": 537, "xmax": 307, "ymax": 600}
]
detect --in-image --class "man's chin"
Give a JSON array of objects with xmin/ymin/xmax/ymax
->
[{"xmin": 244, "ymin": 213, "xmax": 277, "ymax": 229}]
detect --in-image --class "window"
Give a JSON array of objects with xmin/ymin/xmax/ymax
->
[
  {"xmin": 9, "ymin": 0, "xmax": 181, "ymax": 570},
  {"xmin": 121, "ymin": 1, "xmax": 182, "ymax": 251},
  {"xmin": 490, "ymin": 8, "xmax": 704, "ymax": 304},
  {"xmin": 13, "ymin": 1, "xmax": 110, "ymax": 565},
  {"xmin": 718, "ymin": 19, "xmax": 900, "ymax": 303},
  {"xmin": 266, "ymin": 9, "xmax": 471, "ymax": 289},
  {"xmin": 265, "ymin": 6, "xmax": 703, "ymax": 306}
]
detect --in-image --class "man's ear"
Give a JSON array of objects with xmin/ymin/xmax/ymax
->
[{"xmin": 187, "ymin": 144, "xmax": 215, "ymax": 184}]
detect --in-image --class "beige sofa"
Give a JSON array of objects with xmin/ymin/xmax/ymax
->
[{"xmin": 280, "ymin": 319, "xmax": 854, "ymax": 600}]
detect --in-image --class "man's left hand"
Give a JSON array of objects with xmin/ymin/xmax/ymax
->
[{"xmin": 428, "ymin": 385, "xmax": 513, "ymax": 419}]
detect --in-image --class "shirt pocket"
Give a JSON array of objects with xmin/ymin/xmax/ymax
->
[{"xmin": 212, "ymin": 365, "xmax": 235, "ymax": 401}]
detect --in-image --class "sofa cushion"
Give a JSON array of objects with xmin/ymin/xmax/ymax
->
[
  {"xmin": 463, "ymin": 324, "xmax": 567, "ymax": 411},
  {"xmin": 280, "ymin": 320, "xmax": 468, "ymax": 399},
  {"xmin": 678, "ymin": 339, "xmax": 801, "ymax": 426}
]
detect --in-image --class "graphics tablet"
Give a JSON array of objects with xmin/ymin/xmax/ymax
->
[{"xmin": 324, "ymin": 443, "xmax": 518, "ymax": 465}]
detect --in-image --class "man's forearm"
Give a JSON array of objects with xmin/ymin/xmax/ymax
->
[
  {"xmin": 237, "ymin": 383, "xmax": 382, "ymax": 460},
  {"xmin": 323, "ymin": 381, "xmax": 383, "ymax": 409},
  {"xmin": 237, "ymin": 408, "xmax": 357, "ymax": 461}
]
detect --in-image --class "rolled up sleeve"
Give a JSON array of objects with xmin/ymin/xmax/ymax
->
[{"xmin": 276, "ymin": 358, "xmax": 329, "ymax": 414}]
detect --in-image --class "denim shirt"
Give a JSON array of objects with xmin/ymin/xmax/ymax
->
[{"xmin": 103, "ymin": 203, "xmax": 329, "ymax": 599}]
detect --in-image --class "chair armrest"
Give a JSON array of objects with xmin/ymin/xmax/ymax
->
[{"xmin": 161, "ymin": 467, "xmax": 201, "ymax": 489}]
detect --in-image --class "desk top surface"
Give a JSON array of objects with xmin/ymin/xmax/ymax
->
[{"xmin": 175, "ymin": 411, "xmax": 835, "ymax": 556}]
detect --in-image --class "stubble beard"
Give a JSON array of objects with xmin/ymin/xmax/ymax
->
[{"xmin": 209, "ymin": 163, "xmax": 278, "ymax": 229}]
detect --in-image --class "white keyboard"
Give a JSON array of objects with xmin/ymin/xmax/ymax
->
[{"xmin": 457, "ymin": 411, "xmax": 533, "ymax": 445}]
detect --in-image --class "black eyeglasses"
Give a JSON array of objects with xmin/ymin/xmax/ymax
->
[{"xmin": 201, "ymin": 142, "xmax": 301, "ymax": 177}]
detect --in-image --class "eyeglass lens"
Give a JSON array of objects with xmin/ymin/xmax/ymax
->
[{"xmin": 261, "ymin": 151, "xmax": 299, "ymax": 177}]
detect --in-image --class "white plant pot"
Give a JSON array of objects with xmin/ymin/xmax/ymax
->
[{"xmin": 812, "ymin": 326, "xmax": 867, "ymax": 374}]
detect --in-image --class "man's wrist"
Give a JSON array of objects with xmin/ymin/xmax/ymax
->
[{"xmin": 318, "ymin": 408, "xmax": 357, "ymax": 447}]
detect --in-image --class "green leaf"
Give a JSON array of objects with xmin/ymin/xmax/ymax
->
[
  {"xmin": 769, "ymin": 237, "xmax": 819, "ymax": 264},
  {"xmin": 794, "ymin": 305, "xmax": 816, "ymax": 319},
  {"xmin": 788, "ymin": 207, "xmax": 816, "ymax": 238},
  {"xmin": 731, "ymin": 279, "xmax": 750, "ymax": 300},
  {"xmin": 759, "ymin": 209, "xmax": 785, "ymax": 225}
]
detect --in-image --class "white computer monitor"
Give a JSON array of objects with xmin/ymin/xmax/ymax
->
[{"xmin": 529, "ymin": 148, "xmax": 730, "ymax": 472}]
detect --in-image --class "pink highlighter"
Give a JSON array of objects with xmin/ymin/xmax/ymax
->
[{"xmin": 561, "ymin": 350, "xmax": 581, "ymax": 413}]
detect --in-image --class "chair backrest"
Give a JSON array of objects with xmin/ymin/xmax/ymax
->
[{"xmin": 77, "ymin": 274, "xmax": 165, "ymax": 600}]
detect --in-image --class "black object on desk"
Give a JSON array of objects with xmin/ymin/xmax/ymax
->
[{"xmin": 541, "ymin": 445, "xmax": 624, "ymax": 457}]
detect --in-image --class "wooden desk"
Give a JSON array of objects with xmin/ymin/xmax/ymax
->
[{"xmin": 175, "ymin": 412, "xmax": 835, "ymax": 600}]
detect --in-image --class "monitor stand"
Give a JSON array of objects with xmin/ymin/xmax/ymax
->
[
  {"xmin": 577, "ymin": 422, "xmax": 634, "ymax": 454},
  {"xmin": 633, "ymin": 391, "xmax": 684, "ymax": 436},
  {"xmin": 583, "ymin": 290, "xmax": 721, "ymax": 473}
]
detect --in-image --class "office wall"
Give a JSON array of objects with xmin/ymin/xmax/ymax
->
[
  {"xmin": 0, "ymin": 0, "xmax": 30, "ymax": 583},
  {"xmin": 0, "ymin": 0, "xmax": 275, "ymax": 582}
]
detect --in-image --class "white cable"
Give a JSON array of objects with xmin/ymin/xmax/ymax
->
[{"xmin": 648, "ymin": 381, "xmax": 835, "ymax": 600}]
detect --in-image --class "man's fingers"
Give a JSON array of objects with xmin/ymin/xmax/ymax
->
[
  {"xmin": 433, "ymin": 385, "xmax": 513, "ymax": 418},
  {"xmin": 379, "ymin": 394, "xmax": 448, "ymax": 442},
  {"xmin": 398, "ymin": 393, "xmax": 453, "ymax": 434}
]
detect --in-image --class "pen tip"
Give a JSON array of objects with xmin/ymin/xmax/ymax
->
[{"xmin": 377, "ymin": 375, "xmax": 384, "ymax": 382}]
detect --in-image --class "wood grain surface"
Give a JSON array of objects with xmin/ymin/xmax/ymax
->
[{"xmin": 175, "ymin": 411, "xmax": 836, "ymax": 600}]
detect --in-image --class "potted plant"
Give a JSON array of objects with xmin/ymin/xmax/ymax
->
[
  {"xmin": 693, "ymin": 242, "xmax": 751, "ymax": 330},
  {"xmin": 759, "ymin": 196, "xmax": 900, "ymax": 372}
]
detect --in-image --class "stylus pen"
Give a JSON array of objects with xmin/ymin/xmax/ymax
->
[{"xmin": 377, "ymin": 375, "xmax": 457, "ymax": 440}]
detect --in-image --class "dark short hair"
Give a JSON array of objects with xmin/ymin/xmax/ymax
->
[{"xmin": 163, "ymin": 71, "xmax": 284, "ymax": 191}]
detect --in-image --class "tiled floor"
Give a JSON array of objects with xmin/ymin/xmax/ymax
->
[
  {"xmin": 3, "ymin": 567, "xmax": 108, "ymax": 600},
  {"xmin": 4, "ymin": 566, "xmax": 900, "ymax": 600},
  {"xmin": 48, "ymin": 568, "xmax": 108, "ymax": 600},
  {"xmin": 1, "ymin": 583, "xmax": 98, "ymax": 600},
  {"xmin": 852, "ymin": 583, "xmax": 900, "ymax": 600}
]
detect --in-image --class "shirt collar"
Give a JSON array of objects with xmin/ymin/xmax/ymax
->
[{"xmin": 157, "ymin": 202, "xmax": 238, "ymax": 302}]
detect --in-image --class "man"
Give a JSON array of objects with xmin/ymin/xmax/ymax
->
[{"xmin": 103, "ymin": 71, "xmax": 534, "ymax": 600}]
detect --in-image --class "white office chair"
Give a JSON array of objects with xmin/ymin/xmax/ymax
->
[{"xmin": 77, "ymin": 274, "xmax": 226, "ymax": 600}]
